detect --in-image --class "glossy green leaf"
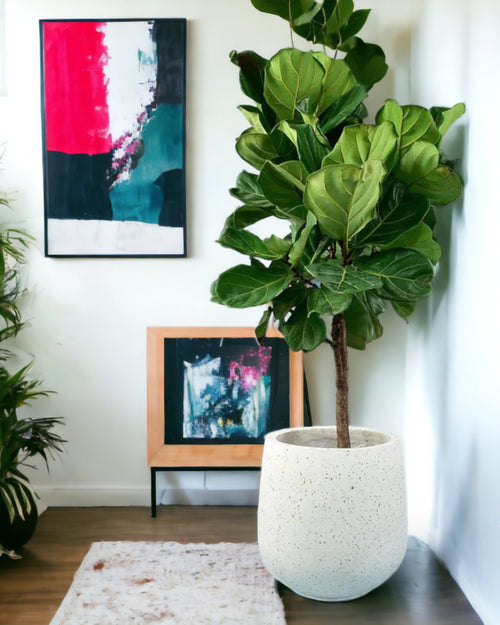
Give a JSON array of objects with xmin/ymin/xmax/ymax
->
[
  {"xmin": 230, "ymin": 49, "xmax": 269, "ymax": 105},
  {"xmin": 343, "ymin": 37, "xmax": 388, "ymax": 90},
  {"xmin": 236, "ymin": 131, "xmax": 279, "ymax": 169},
  {"xmin": 306, "ymin": 259, "xmax": 383, "ymax": 293},
  {"xmin": 430, "ymin": 102, "xmax": 466, "ymax": 139},
  {"xmin": 324, "ymin": 121, "xmax": 397, "ymax": 169},
  {"xmin": 344, "ymin": 292, "xmax": 384, "ymax": 349},
  {"xmin": 251, "ymin": 0, "xmax": 315, "ymax": 22},
  {"xmin": 313, "ymin": 55, "xmax": 358, "ymax": 116},
  {"xmin": 392, "ymin": 300, "xmax": 416, "ymax": 320},
  {"xmin": 382, "ymin": 223, "xmax": 441, "ymax": 264},
  {"xmin": 319, "ymin": 85, "xmax": 367, "ymax": 134},
  {"xmin": 255, "ymin": 307, "xmax": 273, "ymax": 341},
  {"xmin": 355, "ymin": 184, "xmax": 430, "ymax": 247},
  {"xmin": 296, "ymin": 124, "xmax": 331, "ymax": 173},
  {"xmin": 396, "ymin": 140, "xmax": 439, "ymax": 185},
  {"xmin": 264, "ymin": 49, "xmax": 325, "ymax": 119},
  {"xmin": 337, "ymin": 9, "xmax": 371, "ymax": 43},
  {"xmin": 222, "ymin": 207, "xmax": 274, "ymax": 234},
  {"xmin": 376, "ymin": 100, "xmax": 441, "ymax": 150},
  {"xmin": 410, "ymin": 164, "xmax": 463, "ymax": 205},
  {"xmin": 280, "ymin": 305, "xmax": 326, "ymax": 351},
  {"xmin": 304, "ymin": 160, "xmax": 386, "ymax": 242},
  {"xmin": 325, "ymin": 0, "xmax": 354, "ymax": 33},
  {"xmin": 229, "ymin": 171, "xmax": 274, "ymax": 208},
  {"xmin": 272, "ymin": 282, "xmax": 308, "ymax": 319},
  {"xmin": 356, "ymin": 249, "xmax": 434, "ymax": 301},
  {"xmin": 307, "ymin": 286, "xmax": 352, "ymax": 315},
  {"xmin": 238, "ymin": 105, "xmax": 268, "ymax": 133},
  {"xmin": 268, "ymin": 125, "xmax": 298, "ymax": 159},
  {"xmin": 217, "ymin": 226, "xmax": 290, "ymax": 260},
  {"xmin": 211, "ymin": 262, "xmax": 294, "ymax": 308},
  {"xmin": 259, "ymin": 160, "xmax": 307, "ymax": 209},
  {"xmin": 288, "ymin": 211, "xmax": 317, "ymax": 268}
]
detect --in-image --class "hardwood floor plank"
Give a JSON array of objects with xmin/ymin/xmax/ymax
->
[{"xmin": 0, "ymin": 507, "xmax": 482, "ymax": 625}]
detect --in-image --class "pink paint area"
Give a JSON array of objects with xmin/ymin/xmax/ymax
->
[
  {"xmin": 229, "ymin": 346, "xmax": 273, "ymax": 391},
  {"xmin": 43, "ymin": 22, "xmax": 112, "ymax": 154}
]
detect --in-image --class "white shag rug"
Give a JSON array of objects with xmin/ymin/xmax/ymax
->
[{"xmin": 49, "ymin": 541, "xmax": 286, "ymax": 625}]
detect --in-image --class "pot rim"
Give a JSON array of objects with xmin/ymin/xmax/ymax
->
[{"xmin": 265, "ymin": 425, "xmax": 399, "ymax": 450}]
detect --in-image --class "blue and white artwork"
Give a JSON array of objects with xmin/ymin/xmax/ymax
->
[
  {"xmin": 183, "ymin": 346, "xmax": 272, "ymax": 439},
  {"xmin": 163, "ymin": 337, "xmax": 290, "ymax": 445}
]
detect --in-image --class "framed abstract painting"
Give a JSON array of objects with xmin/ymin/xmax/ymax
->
[
  {"xmin": 39, "ymin": 18, "xmax": 186, "ymax": 257},
  {"xmin": 146, "ymin": 327, "xmax": 304, "ymax": 468}
]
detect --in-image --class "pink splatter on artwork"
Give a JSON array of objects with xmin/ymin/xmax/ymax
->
[{"xmin": 229, "ymin": 346, "xmax": 272, "ymax": 391}]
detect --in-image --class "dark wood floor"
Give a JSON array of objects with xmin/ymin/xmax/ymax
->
[{"xmin": 0, "ymin": 506, "xmax": 482, "ymax": 625}]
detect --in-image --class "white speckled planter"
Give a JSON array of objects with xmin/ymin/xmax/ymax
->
[{"xmin": 258, "ymin": 426, "xmax": 407, "ymax": 602}]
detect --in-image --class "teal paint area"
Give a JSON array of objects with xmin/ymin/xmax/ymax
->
[{"xmin": 110, "ymin": 103, "xmax": 184, "ymax": 224}]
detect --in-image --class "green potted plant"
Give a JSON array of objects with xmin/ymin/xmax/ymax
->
[
  {"xmin": 211, "ymin": 0, "xmax": 465, "ymax": 601},
  {"xmin": 0, "ymin": 190, "xmax": 64, "ymax": 556}
]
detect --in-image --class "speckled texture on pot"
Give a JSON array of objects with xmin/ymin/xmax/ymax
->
[{"xmin": 258, "ymin": 426, "xmax": 408, "ymax": 602}]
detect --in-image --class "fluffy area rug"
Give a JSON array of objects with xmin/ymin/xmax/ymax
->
[{"xmin": 49, "ymin": 541, "xmax": 286, "ymax": 625}]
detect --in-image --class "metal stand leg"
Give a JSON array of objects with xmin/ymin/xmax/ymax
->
[{"xmin": 151, "ymin": 467, "xmax": 157, "ymax": 518}]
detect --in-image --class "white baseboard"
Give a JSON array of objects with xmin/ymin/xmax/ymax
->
[{"xmin": 35, "ymin": 487, "xmax": 259, "ymax": 508}]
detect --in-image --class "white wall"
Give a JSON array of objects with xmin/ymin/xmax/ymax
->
[
  {"xmin": 1, "ymin": 1, "xmax": 498, "ymax": 621},
  {"xmin": 0, "ymin": 0, "xmax": 413, "ymax": 507},
  {"xmin": 404, "ymin": 1, "xmax": 500, "ymax": 623}
]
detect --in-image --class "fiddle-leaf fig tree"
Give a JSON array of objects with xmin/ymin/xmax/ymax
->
[{"xmin": 211, "ymin": 0, "xmax": 465, "ymax": 448}]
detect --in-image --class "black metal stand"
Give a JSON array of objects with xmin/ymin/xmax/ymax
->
[{"xmin": 150, "ymin": 466, "xmax": 261, "ymax": 517}]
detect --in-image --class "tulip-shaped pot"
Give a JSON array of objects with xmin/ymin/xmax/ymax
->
[{"xmin": 258, "ymin": 426, "xmax": 407, "ymax": 601}]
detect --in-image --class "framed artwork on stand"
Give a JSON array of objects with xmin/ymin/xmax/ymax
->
[
  {"xmin": 147, "ymin": 326, "xmax": 304, "ymax": 469},
  {"xmin": 40, "ymin": 18, "xmax": 186, "ymax": 257}
]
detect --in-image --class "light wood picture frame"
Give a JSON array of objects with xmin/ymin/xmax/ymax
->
[{"xmin": 147, "ymin": 326, "xmax": 303, "ymax": 468}]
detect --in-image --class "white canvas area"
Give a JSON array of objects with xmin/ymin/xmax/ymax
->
[{"xmin": 46, "ymin": 219, "xmax": 185, "ymax": 256}]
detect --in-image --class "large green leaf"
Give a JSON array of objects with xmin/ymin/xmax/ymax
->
[
  {"xmin": 382, "ymin": 222, "xmax": 441, "ymax": 264},
  {"xmin": 238, "ymin": 105, "xmax": 268, "ymax": 133},
  {"xmin": 280, "ymin": 305, "xmax": 326, "ymax": 351},
  {"xmin": 295, "ymin": 124, "xmax": 331, "ymax": 173},
  {"xmin": 304, "ymin": 159, "xmax": 386, "ymax": 242},
  {"xmin": 211, "ymin": 262, "xmax": 294, "ymax": 308},
  {"xmin": 222, "ymin": 206, "xmax": 274, "ymax": 233},
  {"xmin": 272, "ymin": 282, "xmax": 308, "ymax": 319},
  {"xmin": 313, "ymin": 54, "xmax": 358, "ymax": 115},
  {"xmin": 319, "ymin": 85, "xmax": 367, "ymax": 134},
  {"xmin": 376, "ymin": 100, "xmax": 441, "ymax": 150},
  {"xmin": 396, "ymin": 140, "xmax": 439, "ymax": 185},
  {"xmin": 217, "ymin": 226, "xmax": 290, "ymax": 260},
  {"xmin": 342, "ymin": 37, "xmax": 388, "ymax": 90},
  {"xmin": 336, "ymin": 9, "xmax": 370, "ymax": 43},
  {"xmin": 230, "ymin": 49, "xmax": 269, "ymax": 105},
  {"xmin": 323, "ymin": 121, "xmax": 397, "ymax": 169},
  {"xmin": 255, "ymin": 307, "xmax": 273, "ymax": 342},
  {"xmin": 325, "ymin": 0, "xmax": 354, "ymax": 33},
  {"xmin": 236, "ymin": 131, "xmax": 280, "ymax": 170},
  {"xmin": 307, "ymin": 286, "xmax": 352, "ymax": 315},
  {"xmin": 410, "ymin": 164, "xmax": 463, "ymax": 205},
  {"xmin": 306, "ymin": 258, "xmax": 383, "ymax": 293},
  {"xmin": 355, "ymin": 184, "xmax": 430, "ymax": 247},
  {"xmin": 344, "ymin": 292, "xmax": 385, "ymax": 349},
  {"xmin": 229, "ymin": 171, "xmax": 274, "ymax": 208},
  {"xmin": 268, "ymin": 125, "xmax": 298, "ymax": 159},
  {"xmin": 264, "ymin": 49, "xmax": 325, "ymax": 120},
  {"xmin": 430, "ymin": 102, "xmax": 466, "ymax": 140},
  {"xmin": 251, "ymin": 0, "xmax": 316, "ymax": 21},
  {"xmin": 356, "ymin": 249, "xmax": 434, "ymax": 301},
  {"xmin": 288, "ymin": 211, "xmax": 317, "ymax": 268},
  {"xmin": 259, "ymin": 160, "xmax": 307, "ymax": 209}
]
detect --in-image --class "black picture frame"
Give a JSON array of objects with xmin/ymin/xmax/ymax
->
[{"xmin": 40, "ymin": 18, "xmax": 186, "ymax": 257}]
